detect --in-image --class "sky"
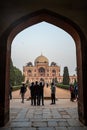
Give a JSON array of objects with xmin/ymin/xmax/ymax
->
[{"xmin": 11, "ymin": 21, "xmax": 77, "ymax": 75}]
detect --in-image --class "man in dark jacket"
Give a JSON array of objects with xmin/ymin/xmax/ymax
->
[
  {"xmin": 29, "ymin": 82, "xmax": 35, "ymax": 105},
  {"xmin": 20, "ymin": 83, "xmax": 26, "ymax": 103},
  {"xmin": 34, "ymin": 81, "xmax": 40, "ymax": 105},
  {"xmin": 39, "ymin": 81, "xmax": 45, "ymax": 105}
]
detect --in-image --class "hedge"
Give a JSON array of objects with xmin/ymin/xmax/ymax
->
[
  {"xmin": 56, "ymin": 84, "xmax": 70, "ymax": 90},
  {"xmin": 12, "ymin": 85, "xmax": 21, "ymax": 91}
]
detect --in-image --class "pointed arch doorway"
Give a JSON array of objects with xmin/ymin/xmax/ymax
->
[{"xmin": 0, "ymin": 9, "xmax": 87, "ymax": 126}]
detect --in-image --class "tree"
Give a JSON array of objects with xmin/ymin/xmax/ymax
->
[
  {"xmin": 13, "ymin": 66, "xmax": 23, "ymax": 85},
  {"xmin": 10, "ymin": 59, "xmax": 15, "ymax": 86},
  {"xmin": 63, "ymin": 66, "xmax": 70, "ymax": 85},
  {"xmin": 10, "ymin": 59, "xmax": 24, "ymax": 86}
]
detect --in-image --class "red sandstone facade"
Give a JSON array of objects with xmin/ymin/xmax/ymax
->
[{"xmin": 23, "ymin": 54, "xmax": 77, "ymax": 84}]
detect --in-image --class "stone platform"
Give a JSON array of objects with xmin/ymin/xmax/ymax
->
[{"xmin": 1, "ymin": 99, "xmax": 87, "ymax": 130}]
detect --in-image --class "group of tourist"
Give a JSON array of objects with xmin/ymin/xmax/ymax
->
[
  {"xmin": 20, "ymin": 81, "xmax": 56, "ymax": 105},
  {"xmin": 10, "ymin": 81, "xmax": 78, "ymax": 104},
  {"xmin": 29, "ymin": 81, "xmax": 45, "ymax": 106}
]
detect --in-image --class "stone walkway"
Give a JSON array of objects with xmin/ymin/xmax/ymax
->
[
  {"xmin": 12, "ymin": 86, "xmax": 70, "ymax": 99},
  {"xmin": 1, "ymin": 99, "xmax": 87, "ymax": 130}
]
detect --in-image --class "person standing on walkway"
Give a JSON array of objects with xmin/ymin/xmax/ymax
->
[
  {"xmin": 69, "ymin": 84, "xmax": 75, "ymax": 101},
  {"xmin": 20, "ymin": 82, "xmax": 27, "ymax": 103},
  {"xmin": 9, "ymin": 83, "xmax": 13, "ymax": 100},
  {"xmin": 74, "ymin": 83, "xmax": 78, "ymax": 101},
  {"xmin": 50, "ymin": 82, "xmax": 56, "ymax": 104},
  {"xmin": 34, "ymin": 81, "xmax": 40, "ymax": 105},
  {"xmin": 29, "ymin": 82, "xmax": 35, "ymax": 105},
  {"xmin": 39, "ymin": 81, "xmax": 45, "ymax": 105}
]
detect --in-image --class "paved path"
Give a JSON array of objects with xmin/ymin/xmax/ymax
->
[
  {"xmin": 2, "ymin": 88, "xmax": 87, "ymax": 130},
  {"xmin": 1, "ymin": 99, "xmax": 87, "ymax": 130},
  {"xmin": 12, "ymin": 86, "xmax": 70, "ymax": 99}
]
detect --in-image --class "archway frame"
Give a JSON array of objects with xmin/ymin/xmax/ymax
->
[{"xmin": 0, "ymin": 9, "xmax": 87, "ymax": 126}]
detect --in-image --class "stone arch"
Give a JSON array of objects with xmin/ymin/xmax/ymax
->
[
  {"xmin": 0, "ymin": 9, "xmax": 87, "ymax": 126},
  {"xmin": 38, "ymin": 67, "xmax": 45, "ymax": 77}
]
